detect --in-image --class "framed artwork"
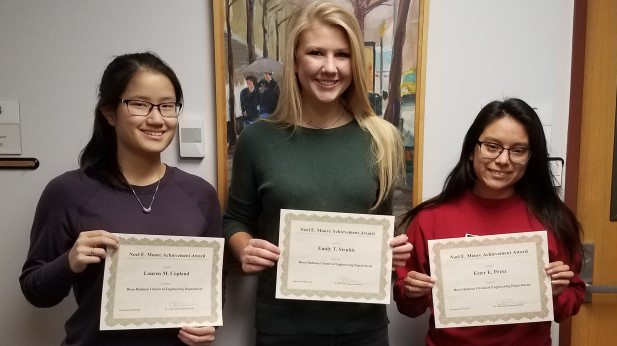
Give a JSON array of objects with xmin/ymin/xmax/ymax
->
[{"xmin": 213, "ymin": 0, "xmax": 429, "ymax": 222}]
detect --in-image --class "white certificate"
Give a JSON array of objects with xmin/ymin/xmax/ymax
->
[
  {"xmin": 100, "ymin": 234, "xmax": 224, "ymax": 330},
  {"xmin": 276, "ymin": 209, "xmax": 394, "ymax": 304},
  {"xmin": 428, "ymin": 231, "xmax": 554, "ymax": 328}
]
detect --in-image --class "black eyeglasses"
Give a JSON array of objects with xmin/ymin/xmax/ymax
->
[
  {"xmin": 120, "ymin": 99, "xmax": 182, "ymax": 118},
  {"xmin": 477, "ymin": 141, "xmax": 531, "ymax": 164}
]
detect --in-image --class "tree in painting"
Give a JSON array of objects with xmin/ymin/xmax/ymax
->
[
  {"xmin": 383, "ymin": 0, "xmax": 411, "ymax": 125},
  {"xmin": 259, "ymin": 0, "xmax": 273, "ymax": 58},
  {"xmin": 273, "ymin": 4, "xmax": 293, "ymax": 61},
  {"xmin": 348, "ymin": 0, "xmax": 389, "ymax": 34},
  {"xmin": 246, "ymin": 0, "xmax": 257, "ymax": 63},
  {"xmin": 226, "ymin": 0, "xmax": 239, "ymax": 146}
]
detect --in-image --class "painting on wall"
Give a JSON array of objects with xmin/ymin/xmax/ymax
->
[{"xmin": 213, "ymin": 0, "xmax": 426, "ymax": 222}]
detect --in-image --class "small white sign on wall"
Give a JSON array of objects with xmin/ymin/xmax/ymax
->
[
  {"xmin": 549, "ymin": 158, "xmax": 564, "ymax": 187},
  {"xmin": 0, "ymin": 100, "xmax": 22, "ymax": 155}
]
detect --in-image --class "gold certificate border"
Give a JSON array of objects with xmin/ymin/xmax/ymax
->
[
  {"xmin": 103, "ymin": 236, "xmax": 222, "ymax": 328},
  {"xmin": 278, "ymin": 211, "xmax": 391, "ymax": 302},
  {"xmin": 432, "ymin": 233, "xmax": 552, "ymax": 326}
]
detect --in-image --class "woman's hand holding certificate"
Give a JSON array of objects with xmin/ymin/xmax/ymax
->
[
  {"xmin": 402, "ymin": 271, "xmax": 437, "ymax": 299},
  {"xmin": 240, "ymin": 238, "xmax": 280, "ymax": 274}
]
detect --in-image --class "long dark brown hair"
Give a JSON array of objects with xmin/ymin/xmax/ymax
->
[{"xmin": 401, "ymin": 98, "xmax": 583, "ymax": 262}]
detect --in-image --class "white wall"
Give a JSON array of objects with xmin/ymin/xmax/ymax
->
[
  {"xmin": 421, "ymin": 1, "xmax": 574, "ymax": 344},
  {"xmin": 0, "ymin": 0, "xmax": 574, "ymax": 345},
  {"xmin": 423, "ymin": 0, "xmax": 574, "ymax": 199}
]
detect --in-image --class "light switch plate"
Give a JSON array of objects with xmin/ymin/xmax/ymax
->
[{"xmin": 179, "ymin": 118, "xmax": 205, "ymax": 158}]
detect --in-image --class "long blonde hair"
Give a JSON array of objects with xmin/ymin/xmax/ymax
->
[{"xmin": 269, "ymin": 1, "xmax": 405, "ymax": 210}]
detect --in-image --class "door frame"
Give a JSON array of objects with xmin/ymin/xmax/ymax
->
[{"xmin": 561, "ymin": 0, "xmax": 587, "ymax": 345}]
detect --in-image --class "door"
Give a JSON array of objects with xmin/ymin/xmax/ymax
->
[{"xmin": 570, "ymin": 0, "xmax": 617, "ymax": 344}]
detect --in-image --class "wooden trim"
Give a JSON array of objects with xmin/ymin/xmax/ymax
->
[
  {"xmin": 413, "ymin": 0, "xmax": 429, "ymax": 206},
  {"xmin": 611, "ymin": 92, "xmax": 617, "ymax": 220},
  {"xmin": 561, "ymin": 0, "xmax": 587, "ymax": 345},
  {"xmin": 212, "ymin": 1, "xmax": 228, "ymax": 209},
  {"xmin": 559, "ymin": 318, "xmax": 573, "ymax": 346},
  {"xmin": 564, "ymin": 0, "xmax": 587, "ymax": 214}
]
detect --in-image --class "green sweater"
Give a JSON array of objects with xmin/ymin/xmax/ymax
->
[{"xmin": 223, "ymin": 120, "xmax": 390, "ymax": 335}]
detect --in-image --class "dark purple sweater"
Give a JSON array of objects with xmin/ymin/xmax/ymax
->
[{"xmin": 20, "ymin": 166, "xmax": 222, "ymax": 346}]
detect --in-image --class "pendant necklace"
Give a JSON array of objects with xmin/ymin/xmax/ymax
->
[
  {"xmin": 128, "ymin": 166, "xmax": 162, "ymax": 214},
  {"xmin": 304, "ymin": 109, "xmax": 345, "ymax": 130}
]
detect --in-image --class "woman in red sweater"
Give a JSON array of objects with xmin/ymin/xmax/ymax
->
[{"xmin": 394, "ymin": 98, "xmax": 585, "ymax": 345}]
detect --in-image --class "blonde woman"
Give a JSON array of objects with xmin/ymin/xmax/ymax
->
[{"xmin": 223, "ymin": 2, "xmax": 411, "ymax": 345}]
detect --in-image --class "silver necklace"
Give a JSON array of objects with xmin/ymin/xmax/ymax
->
[
  {"xmin": 304, "ymin": 109, "xmax": 345, "ymax": 129},
  {"xmin": 128, "ymin": 169, "xmax": 162, "ymax": 214}
]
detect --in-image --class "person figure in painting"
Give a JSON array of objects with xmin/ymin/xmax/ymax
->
[
  {"xmin": 257, "ymin": 72, "xmax": 280, "ymax": 117},
  {"xmin": 394, "ymin": 98, "xmax": 586, "ymax": 346},
  {"xmin": 223, "ymin": 2, "xmax": 412, "ymax": 345},
  {"xmin": 241, "ymin": 75, "xmax": 260, "ymax": 124},
  {"xmin": 19, "ymin": 52, "xmax": 221, "ymax": 346}
]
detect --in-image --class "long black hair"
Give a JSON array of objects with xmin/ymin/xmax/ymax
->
[
  {"xmin": 401, "ymin": 98, "xmax": 583, "ymax": 261},
  {"xmin": 79, "ymin": 52, "xmax": 183, "ymax": 187}
]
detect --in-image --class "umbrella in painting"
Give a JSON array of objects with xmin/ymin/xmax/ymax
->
[{"xmin": 238, "ymin": 57, "xmax": 284, "ymax": 74}]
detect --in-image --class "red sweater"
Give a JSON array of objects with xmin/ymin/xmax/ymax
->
[{"xmin": 394, "ymin": 191, "xmax": 585, "ymax": 346}]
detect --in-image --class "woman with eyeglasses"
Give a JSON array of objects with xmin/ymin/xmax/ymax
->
[
  {"xmin": 393, "ymin": 98, "xmax": 585, "ymax": 345},
  {"xmin": 19, "ymin": 52, "xmax": 221, "ymax": 346}
]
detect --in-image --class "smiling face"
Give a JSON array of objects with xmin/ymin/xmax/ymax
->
[
  {"xmin": 102, "ymin": 70, "xmax": 178, "ymax": 162},
  {"xmin": 294, "ymin": 22, "xmax": 352, "ymax": 107},
  {"xmin": 472, "ymin": 116, "xmax": 529, "ymax": 199}
]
